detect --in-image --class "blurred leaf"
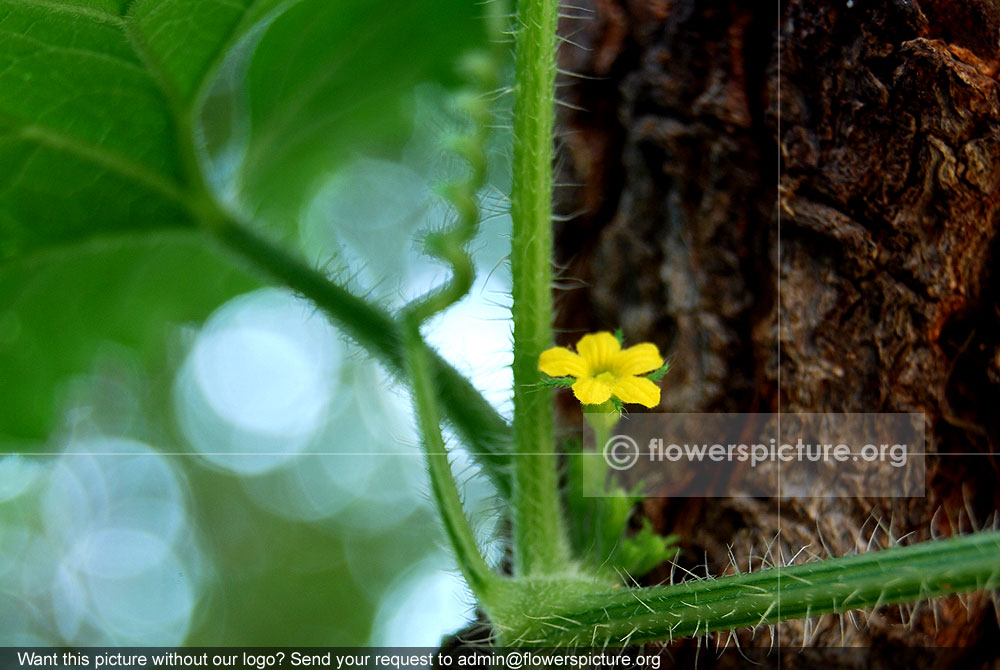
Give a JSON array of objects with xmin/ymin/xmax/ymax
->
[
  {"xmin": 183, "ymin": 467, "xmax": 441, "ymax": 645},
  {"xmin": 128, "ymin": 0, "xmax": 289, "ymax": 102},
  {"xmin": 237, "ymin": 0, "xmax": 488, "ymax": 229},
  {"xmin": 0, "ymin": 234, "xmax": 260, "ymax": 444}
]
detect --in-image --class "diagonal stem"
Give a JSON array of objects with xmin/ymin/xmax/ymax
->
[
  {"xmin": 209, "ymin": 214, "xmax": 513, "ymax": 495},
  {"xmin": 496, "ymin": 531, "xmax": 1000, "ymax": 645}
]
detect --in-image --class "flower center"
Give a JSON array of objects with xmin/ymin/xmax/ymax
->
[{"xmin": 594, "ymin": 370, "xmax": 617, "ymax": 386}]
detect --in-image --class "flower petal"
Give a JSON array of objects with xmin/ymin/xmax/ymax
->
[
  {"xmin": 611, "ymin": 376, "xmax": 661, "ymax": 408},
  {"xmin": 572, "ymin": 376, "xmax": 613, "ymax": 405},
  {"xmin": 575, "ymin": 332, "xmax": 621, "ymax": 370},
  {"xmin": 612, "ymin": 342, "xmax": 663, "ymax": 377},
  {"xmin": 539, "ymin": 347, "xmax": 589, "ymax": 378}
]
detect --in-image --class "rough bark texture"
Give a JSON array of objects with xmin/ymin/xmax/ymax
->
[{"xmin": 553, "ymin": 0, "xmax": 1000, "ymax": 664}]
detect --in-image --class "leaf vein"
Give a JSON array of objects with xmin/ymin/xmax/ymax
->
[
  {"xmin": 0, "ymin": 115, "xmax": 188, "ymax": 209},
  {"xmin": 0, "ymin": 27, "xmax": 145, "ymax": 73},
  {"xmin": 0, "ymin": 0, "xmax": 124, "ymax": 26}
]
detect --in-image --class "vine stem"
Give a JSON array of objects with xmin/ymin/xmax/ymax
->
[
  {"xmin": 509, "ymin": 0, "xmax": 571, "ymax": 576},
  {"xmin": 493, "ymin": 531, "xmax": 1000, "ymax": 645}
]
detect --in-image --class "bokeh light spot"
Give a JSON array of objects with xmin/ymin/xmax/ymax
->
[
  {"xmin": 371, "ymin": 559, "xmax": 474, "ymax": 647},
  {"xmin": 175, "ymin": 288, "xmax": 341, "ymax": 475}
]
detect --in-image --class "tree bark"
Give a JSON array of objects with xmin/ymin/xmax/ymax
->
[{"xmin": 553, "ymin": 0, "xmax": 1000, "ymax": 663}]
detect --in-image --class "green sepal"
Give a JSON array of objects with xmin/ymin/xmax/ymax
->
[{"xmin": 647, "ymin": 361, "xmax": 670, "ymax": 383}]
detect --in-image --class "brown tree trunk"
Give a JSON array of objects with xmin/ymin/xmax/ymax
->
[{"xmin": 553, "ymin": 0, "xmax": 1000, "ymax": 664}]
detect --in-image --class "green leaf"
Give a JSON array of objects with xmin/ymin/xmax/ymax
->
[
  {"xmin": 0, "ymin": 0, "xmax": 294, "ymax": 258},
  {"xmin": 564, "ymin": 438, "xmax": 677, "ymax": 581},
  {"xmin": 0, "ymin": 0, "xmax": 190, "ymax": 258},
  {"xmin": 236, "ymin": 0, "xmax": 488, "ymax": 228},
  {"xmin": 1, "ymin": 0, "xmax": 492, "ymax": 269}
]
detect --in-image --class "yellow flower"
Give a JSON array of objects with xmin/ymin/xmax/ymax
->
[{"xmin": 538, "ymin": 332, "xmax": 663, "ymax": 407}]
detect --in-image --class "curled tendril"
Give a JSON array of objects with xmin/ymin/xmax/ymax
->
[
  {"xmin": 403, "ymin": 17, "xmax": 503, "ymax": 328},
  {"xmin": 396, "ymin": 1, "xmax": 511, "ymax": 599}
]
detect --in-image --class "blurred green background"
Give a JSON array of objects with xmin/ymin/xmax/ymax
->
[{"xmin": 0, "ymin": 0, "xmax": 511, "ymax": 646}]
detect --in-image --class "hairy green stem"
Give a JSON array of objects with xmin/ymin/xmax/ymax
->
[
  {"xmin": 494, "ymin": 531, "xmax": 1000, "ymax": 645},
  {"xmin": 209, "ymin": 215, "xmax": 512, "ymax": 495},
  {"xmin": 509, "ymin": 0, "xmax": 570, "ymax": 576},
  {"xmin": 402, "ymin": 317, "xmax": 500, "ymax": 599}
]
